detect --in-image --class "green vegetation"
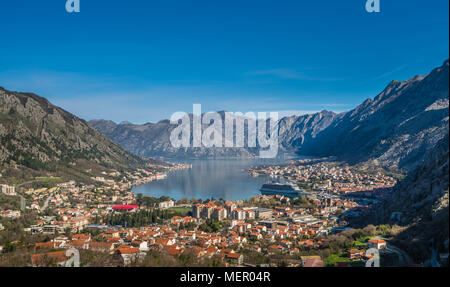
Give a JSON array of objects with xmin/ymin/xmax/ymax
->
[
  {"xmin": 353, "ymin": 239, "xmax": 368, "ymax": 248},
  {"xmin": 0, "ymin": 194, "xmax": 21, "ymax": 210},
  {"xmin": 325, "ymin": 254, "xmax": 351, "ymax": 266},
  {"xmin": 34, "ymin": 177, "xmax": 63, "ymax": 184},
  {"xmin": 135, "ymin": 249, "xmax": 224, "ymax": 267},
  {"xmin": 310, "ymin": 224, "xmax": 389, "ymax": 262},
  {"xmin": 103, "ymin": 209, "xmax": 172, "ymax": 227},
  {"xmin": 198, "ymin": 219, "xmax": 222, "ymax": 233},
  {"xmin": 29, "ymin": 177, "xmax": 64, "ymax": 189},
  {"xmin": 167, "ymin": 206, "xmax": 191, "ymax": 215},
  {"xmin": 13, "ymin": 151, "xmax": 49, "ymax": 171},
  {"xmin": 376, "ymin": 224, "xmax": 393, "ymax": 236},
  {"xmin": 136, "ymin": 194, "xmax": 172, "ymax": 208},
  {"xmin": 291, "ymin": 196, "xmax": 314, "ymax": 208},
  {"xmin": 240, "ymin": 249, "xmax": 269, "ymax": 265}
]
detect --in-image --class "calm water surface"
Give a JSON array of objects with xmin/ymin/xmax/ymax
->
[{"xmin": 132, "ymin": 155, "xmax": 301, "ymax": 200}]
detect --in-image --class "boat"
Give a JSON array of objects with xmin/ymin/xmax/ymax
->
[{"xmin": 260, "ymin": 182, "xmax": 300, "ymax": 198}]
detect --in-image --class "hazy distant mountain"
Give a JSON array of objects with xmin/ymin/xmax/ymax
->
[
  {"xmin": 90, "ymin": 110, "xmax": 340, "ymax": 159},
  {"xmin": 0, "ymin": 87, "xmax": 154, "ymax": 182},
  {"xmin": 90, "ymin": 112, "xmax": 261, "ymax": 159},
  {"xmin": 299, "ymin": 60, "xmax": 449, "ymax": 171}
]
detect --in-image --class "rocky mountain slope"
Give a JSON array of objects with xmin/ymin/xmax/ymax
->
[
  {"xmin": 379, "ymin": 133, "xmax": 449, "ymax": 262},
  {"xmin": 299, "ymin": 60, "xmax": 449, "ymax": 171},
  {"xmin": 0, "ymin": 87, "xmax": 151, "ymax": 182},
  {"xmin": 384, "ymin": 133, "xmax": 448, "ymax": 225},
  {"xmin": 278, "ymin": 110, "xmax": 340, "ymax": 150},
  {"xmin": 90, "ymin": 110, "xmax": 338, "ymax": 159}
]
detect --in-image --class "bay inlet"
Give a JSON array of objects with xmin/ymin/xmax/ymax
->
[{"xmin": 132, "ymin": 155, "xmax": 301, "ymax": 200}]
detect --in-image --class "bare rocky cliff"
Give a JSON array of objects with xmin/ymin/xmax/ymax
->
[
  {"xmin": 0, "ymin": 87, "xmax": 149, "ymax": 181},
  {"xmin": 299, "ymin": 60, "xmax": 449, "ymax": 172}
]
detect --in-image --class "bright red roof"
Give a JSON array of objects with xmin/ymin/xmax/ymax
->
[{"xmin": 112, "ymin": 205, "xmax": 139, "ymax": 210}]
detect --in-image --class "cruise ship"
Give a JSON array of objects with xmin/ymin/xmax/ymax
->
[{"xmin": 260, "ymin": 182, "xmax": 300, "ymax": 198}]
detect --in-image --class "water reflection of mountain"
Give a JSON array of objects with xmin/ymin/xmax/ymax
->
[{"xmin": 132, "ymin": 155, "xmax": 299, "ymax": 200}]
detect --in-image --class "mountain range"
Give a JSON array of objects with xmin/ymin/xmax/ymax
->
[
  {"xmin": 91, "ymin": 60, "xmax": 449, "ymax": 173},
  {"xmin": 90, "ymin": 110, "xmax": 340, "ymax": 160},
  {"xmin": 90, "ymin": 111, "xmax": 262, "ymax": 159},
  {"xmin": 298, "ymin": 60, "xmax": 449, "ymax": 172}
]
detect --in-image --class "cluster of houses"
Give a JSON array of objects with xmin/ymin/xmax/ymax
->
[
  {"xmin": 1, "ymin": 162, "xmax": 399, "ymax": 267},
  {"xmin": 30, "ymin": 222, "xmax": 247, "ymax": 266},
  {"xmin": 28, "ymin": 215, "xmax": 90, "ymax": 235},
  {"xmin": 29, "ymin": 208, "xmax": 391, "ymax": 267},
  {"xmin": 249, "ymin": 161, "xmax": 397, "ymax": 196},
  {"xmin": 0, "ymin": 209, "xmax": 21, "ymax": 219},
  {"xmin": 20, "ymin": 185, "xmax": 394, "ymax": 267}
]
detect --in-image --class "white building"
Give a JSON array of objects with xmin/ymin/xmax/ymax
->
[
  {"xmin": 231, "ymin": 209, "xmax": 246, "ymax": 220},
  {"xmin": 158, "ymin": 200, "xmax": 175, "ymax": 209},
  {"xmin": 0, "ymin": 184, "xmax": 16, "ymax": 196},
  {"xmin": 368, "ymin": 239, "xmax": 387, "ymax": 250},
  {"xmin": 0, "ymin": 210, "xmax": 21, "ymax": 219}
]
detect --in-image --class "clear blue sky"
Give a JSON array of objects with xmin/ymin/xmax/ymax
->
[{"xmin": 0, "ymin": 0, "xmax": 448, "ymax": 123}]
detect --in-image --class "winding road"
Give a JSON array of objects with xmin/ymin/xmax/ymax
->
[
  {"xmin": 384, "ymin": 242, "xmax": 414, "ymax": 266},
  {"xmin": 41, "ymin": 194, "xmax": 53, "ymax": 212},
  {"xmin": 372, "ymin": 236, "xmax": 413, "ymax": 266}
]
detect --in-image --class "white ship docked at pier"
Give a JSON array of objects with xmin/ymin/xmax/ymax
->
[{"xmin": 260, "ymin": 182, "xmax": 302, "ymax": 198}]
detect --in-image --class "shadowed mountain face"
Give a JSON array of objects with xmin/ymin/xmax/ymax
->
[
  {"xmin": 385, "ymin": 133, "xmax": 449, "ymax": 225},
  {"xmin": 379, "ymin": 133, "xmax": 449, "ymax": 262},
  {"xmin": 0, "ymin": 87, "xmax": 152, "ymax": 179}
]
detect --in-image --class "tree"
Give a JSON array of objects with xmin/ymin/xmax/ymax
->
[
  {"xmin": 136, "ymin": 193, "xmax": 143, "ymax": 208},
  {"xmin": 363, "ymin": 224, "xmax": 377, "ymax": 236}
]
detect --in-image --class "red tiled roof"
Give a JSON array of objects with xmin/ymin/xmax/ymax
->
[
  {"xmin": 226, "ymin": 253, "xmax": 242, "ymax": 259},
  {"xmin": 112, "ymin": 205, "xmax": 139, "ymax": 210},
  {"xmin": 32, "ymin": 251, "xmax": 68, "ymax": 266}
]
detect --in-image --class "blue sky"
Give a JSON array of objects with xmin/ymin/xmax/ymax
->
[{"xmin": 0, "ymin": 0, "xmax": 448, "ymax": 123}]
